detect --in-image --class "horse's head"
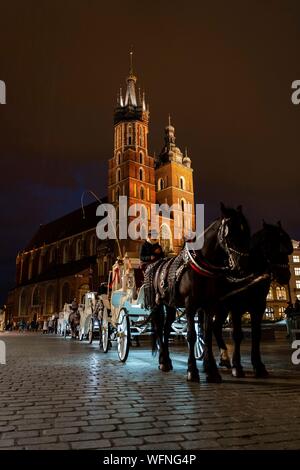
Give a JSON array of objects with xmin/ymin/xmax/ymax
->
[
  {"xmin": 253, "ymin": 221, "xmax": 293, "ymax": 284},
  {"xmin": 218, "ymin": 203, "xmax": 251, "ymax": 274}
]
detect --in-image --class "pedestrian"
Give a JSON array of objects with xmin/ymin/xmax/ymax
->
[
  {"xmin": 42, "ymin": 319, "xmax": 48, "ymax": 334},
  {"xmin": 285, "ymin": 301, "xmax": 294, "ymax": 339},
  {"xmin": 139, "ymin": 229, "xmax": 164, "ymax": 272}
]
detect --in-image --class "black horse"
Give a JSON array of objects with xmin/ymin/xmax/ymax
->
[
  {"xmin": 150, "ymin": 203, "xmax": 254, "ymax": 383},
  {"xmin": 212, "ymin": 221, "xmax": 293, "ymax": 378}
]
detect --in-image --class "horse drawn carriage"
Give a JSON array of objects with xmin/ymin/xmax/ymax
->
[{"xmin": 98, "ymin": 254, "xmax": 204, "ymax": 362}]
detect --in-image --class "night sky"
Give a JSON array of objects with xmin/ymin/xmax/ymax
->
[{"xmin": 1, "ymin": 0, "xmax": 300, "ymax": 304}]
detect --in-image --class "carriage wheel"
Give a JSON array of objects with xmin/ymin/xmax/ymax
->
[
  {"xmin": 88, "ymin": 319, "xmax": 93, "ymax": 344},
  {"xmin": 102, "ymin": 307, "xmax": 109, "ymax": 353},
  {"xmin": 117, "ymin": 308, "xmax": 130, "ymax": 363},
  {"xmin": 194, "ymin": 317, "xmax": 204, "ymax": 360}
]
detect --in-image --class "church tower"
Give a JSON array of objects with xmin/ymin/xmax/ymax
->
[
  {"xmin": 108, "ymin": 53, "xmax": 156, "ymax": 256},
  {"xmin": 155, "ymin": 117, "xmax": 195, "ymax": 254}
]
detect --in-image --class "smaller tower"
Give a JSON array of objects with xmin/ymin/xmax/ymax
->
[{"xmin": 155, "ymin": 118, "xmax": 195, "ymax": 254}]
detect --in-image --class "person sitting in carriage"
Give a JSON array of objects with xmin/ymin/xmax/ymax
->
[{"xmin": 139, "ymin": 229, "xmax": 164, "ymax": 272}]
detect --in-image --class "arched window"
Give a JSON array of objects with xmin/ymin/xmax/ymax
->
[
  {"xmin": 61, "ymin": 282, "xmax": 70, "ymax": 308},
  {"xmin": 278, "ymin": 306, "xmax": 285, "ymax": 319},
  {"xmin": 128, "ymin": 124, "xmax": 132, "ymax": 145},
  {"xmin": 49, "ymin": 246, "xmax": 55, "ymax": 264},
  {"xmin": 139, "ymin": 126, "xmax": 143, "ymax": 147},
  {"xmin": 19, "ymin": 289, "xmax": 28, "ymax": 317},
  {"xmin": 38, "ymin": 253, "xmax": 43, "ymax": 275},
  {"xmin": 32, "ymin": 286, "xmax": 41, "ymax": 306},
  {"xmin": 160, "ymin": 224, "xmax": 173, "ymax": 254},
  {"xmin": 139, "ymin": 151, "xmax": 144, "ymax": 164},
  {"xmin": 276, "ymin": 286, "xmax": 287, "ymax": 300},
  {"xmin": 46, "ymin": 285, "xmax": 55, "ymax": 315},
  {"xmin": 140, "ymin": 186, "xmax": 145, "ymax": 200},
  {"xmin": 28, "ymin": 256, "xmax": 33, "ymax": 280},
  {"xmin": 179, "ymin": 176, "xmax": 185, "ymax": 190},
  {"xmin": 116, "ymin": 168, "xmax": 121, "ymax": 182},
  {"xmin": 181, "ymin": 198, "xmax": 186, "ymax": 212},
  {"xmin": 63, "ymin": 244, "xmax": 69, "ymax": 264},
  {"xmin": 90, "ymin": 235, "xmax": 96, "ymax": 255},
  {"xmin": 117, "ymin": 152, "xmax": 121, "ymax": 165},
  {"xmin": 76, "ymin": 239, "xmax": 81, "ymax": 260},
  {"xmin": 267, "ymin": 288, "xmax": 273, "ymax": 300},
  {"xmin": 158, "ymin": 178, "xmax": 164, "ymax": 191},
  {"xmin": 139, "ymin": 168, "xmax": 144, "ymax": 181}
]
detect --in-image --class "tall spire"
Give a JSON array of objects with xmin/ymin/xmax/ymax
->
[{"xmin": 125, "ymin": 49, "xmax": 137, "ymax": 106}]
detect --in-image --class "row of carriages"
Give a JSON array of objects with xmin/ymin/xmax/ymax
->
[{"xmin": 58, "ymin": 256, "xmax": 204, "ymax": 362}]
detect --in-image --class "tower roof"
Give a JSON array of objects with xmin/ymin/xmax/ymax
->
[
  {"xmin": 114, "ymin": 52, "xmax": 148, "ymax": 125},
  {"xmin": 157, "ymin": 117, "xmax": 191, "ymax": 167}
]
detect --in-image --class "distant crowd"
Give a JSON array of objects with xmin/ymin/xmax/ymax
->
[{"xmin": 4, "ymin": 314, "xmax": 60, "ymax": 334}]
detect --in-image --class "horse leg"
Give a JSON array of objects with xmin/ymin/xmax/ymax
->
[
  {"xmin": 213, "ymin": 309, "xmax": 231, "ymax": 369},
  {"xmin": 251, "ymin": 309, "xmax": 269, "ymax": 378},
  {"xmin": 151, "ymin": 304, "xmax": 169, "ymax": 372},
  {"xmin": 163, "ymin": 306, "xmax": 176, "ymax": 370},
  {"xmin": 231, "ymin": 311, "xmax": 245, "ymax": 378},
  {"xmin": 186, "ymin": 304, "xmax": 200, "ymax": 382},
  {"xmin": 202, "ymin": 309, "xmax": 222, "ymax": 383}
]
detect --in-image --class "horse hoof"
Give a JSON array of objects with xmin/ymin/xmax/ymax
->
[
  {"xmin": 219, "ymin": 359, "xmax": 231, "ymax": 369},
  {"xmin": 187, "ymin": 371, "xmax": 200, "ymax": 382},
  {"xmin": 159, "ymin": 364, "xmax": 171, "ymax": 372},
  {"xmin": 254, "ymin": 367, "xmax": 269, "ymax": 378},
  {"xmin": 232, "ymin": 367, "xmax": 245, "ymax": 378},
  {"xmin": 206, "ymin": 372, "xmax": 222, "ymax": 383}
]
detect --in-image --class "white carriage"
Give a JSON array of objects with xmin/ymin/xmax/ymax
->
[
  {"xmin": 78, "ymin": 292, "xmax": 102, "ymax": 343},
  {"xmin": 99, "ymin": 254, "xmax": 204, "ymax": 362},
  {"xmin": 100, "ymin": 255, "xmax": 151, "ymax": 362}
]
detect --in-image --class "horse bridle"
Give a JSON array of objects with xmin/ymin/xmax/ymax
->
[
  {"xmin": 185, "ymin": 217, "xmax": 249, "ymax": 278},
  {"xmin": 217, "ymin": 218, "xmax": 249, "ymax": 271}
]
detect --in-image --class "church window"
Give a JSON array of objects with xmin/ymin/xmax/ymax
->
[
  {"xmin": 139, "ymin": 126, "xmax": 143, "ymax": 146},
  {"xmin": 158, "ymin": 178, "xmax": 164, "ymax": 191},
  {"xmin": 117, "ymin": 152, "xmax": 121, "ymax": 165},
  {"xmin": 139, "ymin": 168, "xmax": 144, "ymax": 181},
  {"xmin": 63, "ymin": 244, "xmax": 69, "ymax": 264},
  {"xmin": 128, "ymin": 124, "xmax": 133, "ymax": 145},
  {"xmin": 140, "ymin": 186, "xmax": 145, "ymax": 200},
  {"xmin": 179, "ymin": 176, "xmax": 185, "ymax": 190},
  {"xmin": 76, "ymin": 239, "xmax": 81, "ymax": 261},
  {"xmin": 139, "ymin": 151, "xmax": 144, "ymax": 164},
  {"xmin": 116, "ymin": 168, "xmax": 121, "ymax": 182}
]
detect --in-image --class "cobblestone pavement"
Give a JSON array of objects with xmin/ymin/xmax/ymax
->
[{"xmin": 0, "ymin": 331, "xmax": 300, "ymax": 450}]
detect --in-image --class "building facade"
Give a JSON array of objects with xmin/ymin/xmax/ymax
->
[{"xmin": 265, "ymin": 239, "xmax": 300, "ymax": 320}]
